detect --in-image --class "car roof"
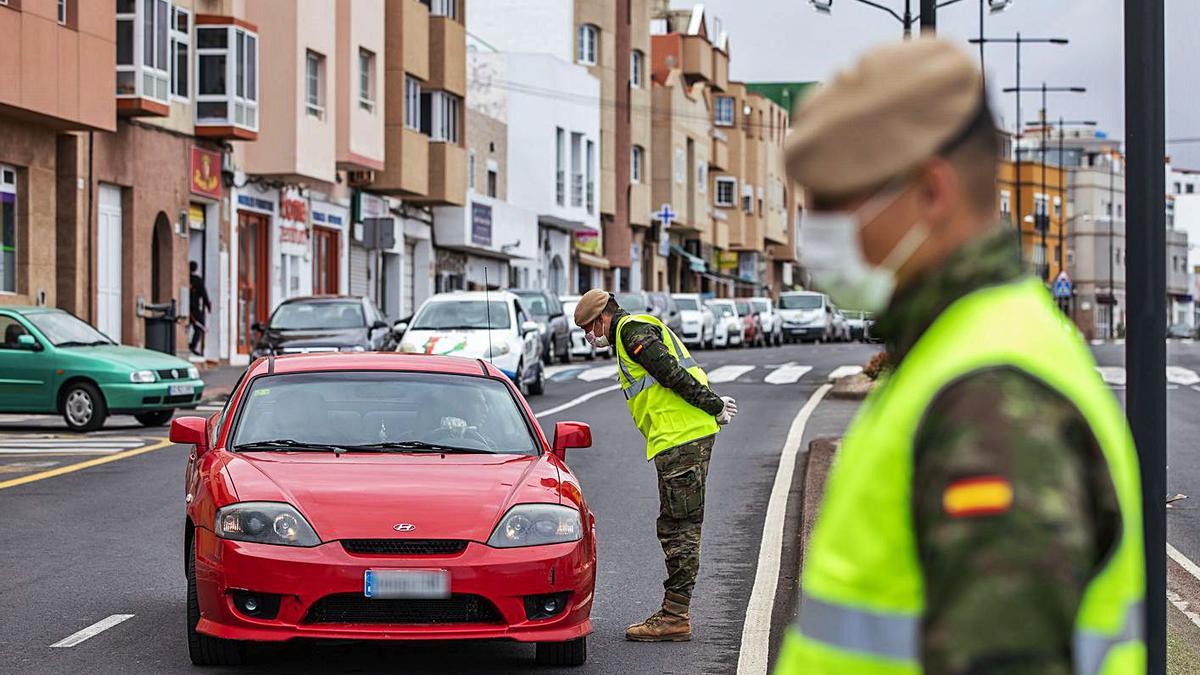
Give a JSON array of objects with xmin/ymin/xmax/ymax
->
[
  {"xmin": 426, "ymin": 291, "xmax": 518, "ymax": 302},
  {"xmin": 0, "ymin": 306, "xmax": 64, "ymax": 315},
  {"xmin": 781, "ymin": 290, "xmax": 823, "ymax": 296},
  {"xmin": 244, "ymin": 352, "xmax": 507, "ymax": 379},
  {"xmin": 707, "ymin": 298, "xmax": 735, "ymax": 305},
  {"xmin": 280, "ymin": 295, "xmax": 363, "ymax": 304}
]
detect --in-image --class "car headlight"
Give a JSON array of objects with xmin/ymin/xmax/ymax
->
[
  {"xmin": 340, "ymin": 345, "xmax": 366, "ymax": 352},
  {"xmin": 215, "ymin": 502, "xmax": 321, "ymax": 547},
  {"xmin": 490, "ymin": 340, "xmax": 511, "ymax": 356},
  {"xmin": 398, "ymin": 341, "xmax": 421, "ymax": 353},
  {"xmin": 130, "ymin": 370, "xmax": 156, "ymax": 383},
  {"xmin": 487, "ymin": 504, "xmax": 582, "ymax": 548},
  {"xmin": 187, "ymin": 366, "xmax": 200, "ymax": 380}
]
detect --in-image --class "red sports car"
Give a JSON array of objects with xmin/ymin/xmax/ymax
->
[{"xmin": 173, "ymin": 353, "xmax": 596, "ymax": 667}]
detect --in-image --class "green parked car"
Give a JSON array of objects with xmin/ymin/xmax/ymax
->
[{"xmin": 0, "ymin": 307, "xmax": 205, "ymax": 431}]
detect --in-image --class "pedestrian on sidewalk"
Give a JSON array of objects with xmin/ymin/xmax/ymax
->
[
  {"xmin": 775, "ymin": 39, "xmax": 1145, "ymax": 674},
  {"xmin": 189, "ymin": 261, "xmax": 212, "ymax": 357},
  {"xmin": 573, "ymin": 289, "xmax": 737, "ymax": 642}
]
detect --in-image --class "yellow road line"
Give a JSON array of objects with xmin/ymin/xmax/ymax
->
[{"xmin": 0, "ymin": 438, "xmax": 175, "ymax": 491}]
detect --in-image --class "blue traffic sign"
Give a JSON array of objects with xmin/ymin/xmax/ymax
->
[{"xmin": 1052, "ymin": 271, "xmax": 1073, "ymax": 299}]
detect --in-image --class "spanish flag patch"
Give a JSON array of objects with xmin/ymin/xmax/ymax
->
[{"xmin": 942, "ymin": 476, "xmax": 1014, "ymax": 518}]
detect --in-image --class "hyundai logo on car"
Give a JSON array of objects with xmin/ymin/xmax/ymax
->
[{"xmin": 392, "ymin": 523, "xmax": 416, "ymax": 532}]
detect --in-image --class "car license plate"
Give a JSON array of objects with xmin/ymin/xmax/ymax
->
[
  {"xmin": 168, "ymin": 383, "xmax": 195, "ymax": 396},
  {"xmin": 364, "ymin": 569, "xmax": 450, "ymax": 600}
]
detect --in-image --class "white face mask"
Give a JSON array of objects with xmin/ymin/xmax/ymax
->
[
  {"xmin": 799, "ymin": 189, "xmax": 930, "ymax": 312},
  {"xmin": 585, "ymin": 331, "xmax": 610, "ymax": 349}
]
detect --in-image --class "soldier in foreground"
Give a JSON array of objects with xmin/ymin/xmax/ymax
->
[
  {"xmin": 775, "ymin": 40, "xmax": 1145, "ymax": 674},
  {"xmin": 573, "ymin": 289, "xmax": 737, "ymax": 642}
]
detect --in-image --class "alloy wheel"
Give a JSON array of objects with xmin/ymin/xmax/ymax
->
[{"xmin": 65, "ymin": 390, "xmax": 93, "ymax": 427}]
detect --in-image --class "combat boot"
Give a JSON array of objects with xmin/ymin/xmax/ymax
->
[{"xmin": 624, "ymin": 592, "xmax": 692, "ymax": 642}]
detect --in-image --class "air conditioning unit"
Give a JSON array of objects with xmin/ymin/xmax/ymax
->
[{"xmin": 346, "ymin": 170, "xmax": 375, "ymax": 187}]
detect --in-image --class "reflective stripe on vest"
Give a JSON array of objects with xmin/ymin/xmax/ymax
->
[
  {"xmin": 793, "ymin": 592, "xmax": 1144, "ymax": 675},
  {"xmin": 615, "ymin": 315, "xmax": 696, "ymax": 400}
]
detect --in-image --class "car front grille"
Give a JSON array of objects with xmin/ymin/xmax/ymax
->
[
  {"xmin": 303, "ymin": 594, "xmax": 502, "ymax": 625},
  {"xmin": 156, "ymin": 368, "xmax": 190, "ymax": 380},
  {"xmin": 341, "ymin": 539, "xmax": 468, "ymax": 556}
]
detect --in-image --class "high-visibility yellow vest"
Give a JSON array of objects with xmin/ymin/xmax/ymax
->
[
  {"xmin": 615, "ymin": 314, "xmax": 720, "ymax": 460},
  {"xmin": 775, "ymin": 278, "xmax": 1145, "ymax": 675}
]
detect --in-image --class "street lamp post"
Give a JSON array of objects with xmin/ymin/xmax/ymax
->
[{"xmin": 811, "ymin": 0, "xmax": 1012, "ymax": 41}]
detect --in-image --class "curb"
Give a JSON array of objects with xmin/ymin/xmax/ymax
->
[
  {"xmin": 798, "ymin": 437, "xmax": 840, "ymax": 569},
  {"xmin": 829, "ymin": 374, "xmax": 874, "ymax": 401}
]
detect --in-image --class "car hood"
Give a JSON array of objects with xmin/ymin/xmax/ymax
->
[
  {"xmin": 679, "ymin": 310, "xmax": 704, "ymax": 323},
  {"xmin": 265, "ymin": 328, "xmax": 366, "ymax": 349},
  {"xmin": 223, "ymin": 452, "xmax": 562, "ymax": 541},
  {"xmin": 400, "ymin": 329, "xmax": 513, "ymax": 360},
  {"xmin": 63, "ymin": 344, "xmax": 192, "ymax": 370}
]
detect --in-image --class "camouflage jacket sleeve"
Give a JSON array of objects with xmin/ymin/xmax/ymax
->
[
  {"xmin": 619, "ymin": 320, "xmax": 725, "ymax": 416},
  {"xmin": 912, "ymin": 367, "xmax": 1121, "ymax": 675}
]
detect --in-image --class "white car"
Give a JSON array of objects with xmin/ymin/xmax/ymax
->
[
  {"xmin": 704, "ymin": 299, "xmax": 743, "ymax": 348},
  {"xmin": 672, "ymin": 293, "xmax": 715, "ymax": 349},
  {"xmin": 560, "ymin": 295, "xmax": 610, "ymax": 360},
  {"xmin": 749, "ymin": 296, "xmax": 783, "ymax": 347},
  {"xmin": 395, "ymin": 291, "xmax": 546, "ymax": 395},
  {"xmin": 778, "ymin": 291, "xmax": 834, "ymax": 343}
]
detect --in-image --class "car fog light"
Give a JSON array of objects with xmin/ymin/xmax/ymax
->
[
  {"xmin": 524, "ymin": 592, "xmax": 570, "ymax": 620},
  {"xmin": 243, "ymin": 597, "xmax": 259, "ymax": 612},
  {"xmin": 231, "ymin": 590, "xmax": 281, "ymax": 619}
]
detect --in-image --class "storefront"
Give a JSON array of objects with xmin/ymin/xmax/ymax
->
[
  {"xmin": 233, "ymin": 186, "xmax": 277, "ymax": 359},
  {"xmin": 310, "ymin": 199, "xmax": 349, "ymax": 296},
  {"xmin": 186, "ymin": 147, "xmax": 223, "ymax": 361}
]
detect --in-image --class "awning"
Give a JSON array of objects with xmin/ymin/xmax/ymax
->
[
  {"xmin": 669, "ymin": 244, "xmax": 708, "ymax": 273},
  {"xmin": 576, "ymin": 252, "xmax": 611, "ymax": 269}
]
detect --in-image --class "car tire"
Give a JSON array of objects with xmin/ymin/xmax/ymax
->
[
  {"xmin": 529, "ymin": 363, "xmax": 546, "ymax": 396},
  {"xmin": 187, "ymin": 541, "xmax": 245, "ymax": 666},
  {"xmin": 559, "ymin": 338, "xmax": 571, "ymax": 364},
  {"xmin": 536, "ymin": 636, "xmax": 587, "ymax": 667},
  {"xmin": 517, "ymin": 360, "xmax": 530, "ymax": 397},
  {"xmin": 61, "ymin": 381, "xmax": 107, "ymax": 432},
  {"xmin": 134, "ymin": 410, "xmax": 174, "ymax": 427}
]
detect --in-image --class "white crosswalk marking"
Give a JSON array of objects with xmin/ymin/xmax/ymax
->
[
  {"xmin": 763, "ymin": 364, "xmax": 812, "ymax": 385},
  {"xmin": 577, "ymin": 365, "xmax": 618, "ymax": 381},
  {"xmin": 1096, "ymin": 367, "xmax": 1127, "ymax": 386},
  {"xmin": 827, "ymin": 365, "xmax": 864, "ymax": 381},
  {"xmin": 706, "ymin": 365, "xmax": 756, "ymax": 383},
  {"xmin": 1167, "ymin": 366, "xmax": 1200, "ymax": 386},
  {"xmin": 0, "ymin": 435, "xmax": 150, "ymax": 455}
]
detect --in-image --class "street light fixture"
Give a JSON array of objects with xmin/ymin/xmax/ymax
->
[
  {"xmin": 808, "ymin": 0, "xmax": 917, "ymax": 37},
  {"xmin": 809, "ymin": 0, "xmax": 1011, "ymax": 38}
]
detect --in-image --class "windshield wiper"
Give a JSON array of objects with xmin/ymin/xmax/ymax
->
[
  {"xmin": 347, "ymin": 441, "xmax": 494, "ymax": 454},
  {"xmin": 234, "ymin": 439, "xmax": 354, "ymax": 456}
]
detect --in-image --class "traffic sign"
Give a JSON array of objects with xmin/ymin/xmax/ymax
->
[{"xmin": 1052, "ymin": 270, "xmax": 1072, "ymax": 299}]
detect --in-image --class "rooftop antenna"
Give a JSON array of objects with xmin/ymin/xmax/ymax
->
[{"xmin": 484, "ymin": 267, "xmax": 494, "ymax": 363}]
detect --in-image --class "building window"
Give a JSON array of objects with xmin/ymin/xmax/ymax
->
[
  {"xmin": 577, "ymin": 24, "xmax": 598, "ymax": 65},
  {"xmin": 674, "ymin": 147, "xmax": 684, "ymax": 185},
  {"xmin": 422, "ymin": 0, "xmax": 457, "ymax": 19},
  {"xmin": 358, "ymin": 48, "xmax": 375, "ymax": 112},
  {"xmin": 1034, "ymin": 193, "xmax": 1048, "ymax": 216},
  {"xmin": 714, "ymin": 96, "xmax": 735, "ymax": 126},
  {"xmin": 1189, "ymin": 184, "xmax": 1196, "ymax": 194},
  {"xmin": 404, "ymin": 76, "xmax": 422, "ymax": 130},
  {"xmin": 116, "ymin": 0, "xmax": 170, "ymax": 102},
  {"xmin": 630, "ymin": 50, "xmax": 644, "ymax": 88},
  {"xmin": 556, "ymin": 127, "xmax": 566, "ymax": 206},
  {"xmin": 0, "ymin": 165, "xmax": 14, "ymax": 294},
  {"xmin": 305, "ymin": 50, "xmax": 325, "ymax": 118},
  {"xmin": 697, "ymin": 161, "xmax": 707, "ymax": 194},
  {"xmin": 169, "ymin": 5, "xmax": 189, "ymax": 100},
  {"xmin": 58, "ymin": 0, "xmax": 67, "ymax": 25},
  {"xmin": 631, "ymin": 145, "xmax": 644, "ymax": 184},
  {"xmin": 571, "ymin": 132, "xmax": 584, "ymax": 208},
  {"xmin": 1053, "ymin": 195, "xmax": 1062, "ymax": 219},
  {"xmin": 421, "ymin": 91, "xmax": 460, "ymax": 142},
  {"xmin": 586, "ymin": 140, "xmax": 595, "ymax": 214},
  {"xmin": 196, "ymin": 23, "xmax": 259, "ymax": 131},
  {"xmin": 742, "ymin": 184, "xmax": 753, "ymax": 214},
  {"xmin": 999, "ymin": 190, "xmax": 1011, "ymax": 219},
  {"xmin": 1175, "ymin": 182, "xmax": 1182, "ymax": 194},
  {"xmin": 715, "ymin": 177, "xmax": 736, "ymax": 207},
  {"xmin": 487, "ymin": 168, "xmax": 498, "ymax": 198},
  {"xmin": 468, "ymin": 150, "xmax": 476, "ymax": 191}
]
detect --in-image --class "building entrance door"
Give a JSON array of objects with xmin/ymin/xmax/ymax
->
[
  {"xmin": 97, "ymin": 185, "xmax": 123, "ymax": 343},
  {"xmin": 237, "ymin": 211, "xmax": 270, "ymax": 354},
  {"xmin": 313, "ymin": 226, "xmax": 339, "ymax": 295}
]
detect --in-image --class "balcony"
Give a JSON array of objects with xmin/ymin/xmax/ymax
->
[
  {"xmin": 1034, "ymin": 213, "xmax": 1050, "ymax": 232},
  {"xmin": 373, "ymin": 126, "xmax": 429, "ymax": 196},
  {"xmin": 427, "ymin": 17, "xmax": 465, "ymax": 97},
  {"xmin": 630, "ymin": 183, "xmax": 651, "ymax": 227},
  {"xmin": 398, "ymin": 0, "xmax": 429, "ymax": 81},
  {"xmin": 193, "ymin": 17, "xmax": 260, "ymax": 141},
  {"xmin": 421, "ymin": 141, "xmax": 467, "ymax": 206},
  {"xmin": 711, "ymin": 47, "xmax": 729, "ymax": 92},
  {"xmin": 680, "ymin": 35, "xmax": 713, "ymax": 82},
  {"xmin": 710, "ymin": 132, "xmax": 728, "ymax": 171}
]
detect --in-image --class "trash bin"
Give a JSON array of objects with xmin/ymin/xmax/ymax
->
[{"xmin": 143, "ymin": 300, "xmax": 177, "ymax": 355}]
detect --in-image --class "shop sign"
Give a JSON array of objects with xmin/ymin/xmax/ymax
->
[
  {"xmin": 312, "ymin": 204, "xmax": 345, "ymax": 229},
  {"xmin": 718, "ymin": 251, "xmax": 739, "ymax": 271},
  {"xmin": 279, "ymin": 188, "xmax": 309, "ymax": 256},
  {"xmin": 471, "ymin": 202, "xmax": 493, "ymax": 246},
  {"xmin": 738, "ymin": 252, "xmax": 758, "ymax": 281},
  {"xmin": 190, "ymin": 147, "xmax": 222, "ymax": 199},
  {"xmin": 574, "ymin": 228, "xmax": 601, "ymax": 255}
]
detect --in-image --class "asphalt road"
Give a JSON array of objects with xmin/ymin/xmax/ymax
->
[{"xmin": 0, "ymin": 340, "xmax": 878, "ymax": 675}]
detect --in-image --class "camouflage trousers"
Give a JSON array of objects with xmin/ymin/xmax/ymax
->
[{"xmin": 652, "ymin": 434, "xmax": 715, "ymax": 601}]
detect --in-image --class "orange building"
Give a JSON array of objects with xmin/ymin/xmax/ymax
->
[{"xmin": 998, "ymin": 159, "xmax": 1068, "ymax": 282}]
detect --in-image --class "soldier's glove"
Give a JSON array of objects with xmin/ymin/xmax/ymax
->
[{"xmin": 716, "ymin": 396, "xmax": 738, "ymax": 425}]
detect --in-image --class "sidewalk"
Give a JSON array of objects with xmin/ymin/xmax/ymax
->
[{"xmin": 198, "ymin": 364, "xmax": 247, "ymax": 403}]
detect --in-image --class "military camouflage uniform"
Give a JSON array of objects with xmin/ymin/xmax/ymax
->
[
  {"xmin": 872, "ymin": 229, "xmax": 1122, "ymax": 675},
  {"xmin": 608, "ymin": 309, "xmax": 724, "ymax": 601}
]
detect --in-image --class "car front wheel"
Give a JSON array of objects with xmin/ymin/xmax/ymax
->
[
  {"xmin": 529, "ymin": 363, "xmax": 546, "ymax": 396},
  {"xmin": 187, "ymin": 541, "xmax": 244, "ymax": 666},
  {"xmin": 62, "ymin": 382, "xmax": 107, "ymax": 432},
  {"xmin": 135, "ymin": 410, "xmax": 175, "ymax": 427},
  {"xmin": 536, "ymin": 636, "xmax": 587, "ymax": 667}
]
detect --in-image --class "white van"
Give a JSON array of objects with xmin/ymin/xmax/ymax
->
[{"xmin": 778, "ymin": 291, "xmax": 834, "ymax": 343}]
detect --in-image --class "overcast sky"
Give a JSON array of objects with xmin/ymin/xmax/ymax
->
[{"xmin": 671, "ymin": 0, "xmax": 1200, "ymax": 167}]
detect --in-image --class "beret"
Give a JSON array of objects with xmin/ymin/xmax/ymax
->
[{"xmin": 574, "ymin": 289, "xmax": 610, "ymax": 327}]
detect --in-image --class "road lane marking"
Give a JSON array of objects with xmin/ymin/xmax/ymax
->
[
  {"xmin": 1167, "ymin": 591, "xmax": 1200, "ymax": 631},
  {"xmin": 1167, "ymin": 366, "xmax": 1200, "ymax": 386},
  {"xmin": 50, "ymin": 614, "xmax": 135, "ymax": 648},
  {"xmin": 1169, "ymin": 543, "xmax": 1200, "ymax": 583},
  {"xmin": 707, "ymin": 365, "xmax": 756, "ymax": 383},
  {"xmin": 764, "ymin": 364, "xmax": 813, "ymax": 385},
  {"xmin": 1096, "ymin": 367, "xmax": 1127, "ymax": 386},
  {"xmin": 826, "ymin": 365, "xmax": 864, "ymax": 381},
  {"xmin": 0, "ymin": 438, "xmax": 173, "ymax": 491},
  {"xmin": 577, "ymin": 365, "xmax": 618, "ymax": 382},
  {"xmin": 533, "ymin": 385, "xmax": 622, "ymax": 419},
  {"xmin": 736, "ymin": 384, "xmax": 833, "ymax": 675}
]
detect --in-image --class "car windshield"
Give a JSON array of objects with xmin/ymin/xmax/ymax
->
[
  {"xmin": 25, "ymin": 311, "xmax": 113, "ymax": 346},
  {"xmin": 562, "ymin": 301, "xmax": 579, "ymax": 324},
  {"xmin": 674, "ymin": 297, "xmax": 699, "ymax": 311},
  {"xmin": 735, "ymin": 301, "xmax": 752, "ymax": 316},
  {"xmin": 751, "ymin": 300, "xmax": 770, "ymax": 313},
  {"xmin": 411, "ymin": 300, "xmax": 511, "ymax": 330},
  {"xmin": 513, "ymin": 292, "xmax": 549, "ymax": 316},
  {"xmin": 615, "ymin": 293, "xmax": 645, "ymax": 312},
  {"xmin": 271, "ymin": 301, "xmax": 365, "ymax": 330},
  {"xmin": 708, "ymin": 303, "xmax": 735, "ymax": 318},
  {"xmin": 780, "ymin": 294, "xmax": 823, "ymax": 310},
  {"xmin": 231, "ymin": 372, "xmax": 538, "ymax": 455}
]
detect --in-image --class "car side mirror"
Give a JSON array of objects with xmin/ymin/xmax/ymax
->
[
  {"xmin": 522, "ymin": 321, "xmax": 540, "ymax": 336},
  {"xmin": 252, "ymin": 322, "xmax": 265, "ymax": 333},
  {"xmin": 170, "ymin": 416, "xmax": 210, "ymax": 456},
  {"xmin": 371, "ymin": 319, "xmax": 389, "ymax": 332},
  {"xmin": 392, "ymin": 321, "xmax": 408, "ymax": 335},
  {"xmin": 16, "ymin": 334, "xmax": 41, "ymax": 351},
  {"xmin": 551, "ymin": 421, "xmax": 592, "ymax": 460}
]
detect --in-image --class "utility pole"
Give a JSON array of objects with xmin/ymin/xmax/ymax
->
[
  {"xmin": 920, "ymin": 0, "xmax": 937, "ymax": 33},
  {"xmin": 1126, "ymin": 0, "xmax": 1166, "ymax": 671}
]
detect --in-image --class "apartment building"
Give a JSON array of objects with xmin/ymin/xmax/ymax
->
[
  {"xmin": 1167, "ymin": 164, "xmax": 1200, "ymax": 326},
  {"xmin": 998, "ymin": 157, "xmax": 1068, "ymax": 282}
]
